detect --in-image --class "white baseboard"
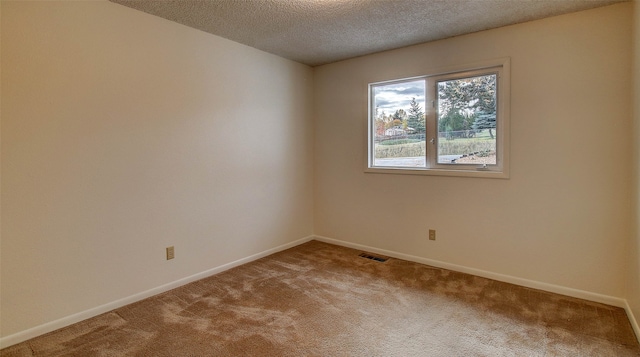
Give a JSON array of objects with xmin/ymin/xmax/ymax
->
[
  {"xmin": 313, "ymin": 235, "xmax": 628, "ymax": 308},
  {"xmin": 0, "ymin": 235, "xmax": 315, "ymax": 349},
  {"xmin": 624, "ymin": 300, "xmax": 640, "ymax": 344}
]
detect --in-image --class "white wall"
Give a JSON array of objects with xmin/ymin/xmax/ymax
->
[
  {"xmin": 314, "ymin": 4, "xmax": 632, "ymax": 299},
  {"xmin": 629, "ymin": 0, "xmax": 640, "ymax": 331},
  {"xmin": 1, "ymin": 1, "xmax": 314, "ymax": 339}
]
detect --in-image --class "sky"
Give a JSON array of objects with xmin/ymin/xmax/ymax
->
[{"xmin": 373, "ymin": 79, "xmax": 425, "ymax": 119}]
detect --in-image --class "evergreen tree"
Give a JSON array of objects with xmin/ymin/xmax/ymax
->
[
  {"xmin": 438, "ymin": 74, "xmax": 497, "ymax": 139},
  {"xmin": 473, "ymin": 112, "xmax": 496, "ymax": 139},
  {"xmin": 407, "ymin": 97, "xmax": 425, "ymax": 133}
]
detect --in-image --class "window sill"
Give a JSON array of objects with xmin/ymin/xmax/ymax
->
[{"xmin": 364, "ymin": 166, "xmax": 509, "ymax": 179}]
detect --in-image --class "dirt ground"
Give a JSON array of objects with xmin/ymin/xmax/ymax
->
[{"xmin": 454, "ymin": 153, "xmax": 496, "ymax": 165}]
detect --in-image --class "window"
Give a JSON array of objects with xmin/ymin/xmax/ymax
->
[{"xmin": 367, "ymin": 58, "xmax": 510, "ymax": 178}]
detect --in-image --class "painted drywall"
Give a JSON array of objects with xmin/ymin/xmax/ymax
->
[
  {"xmin": 629, "ymin": 0, "xmax": 640, "ymax": 331},
  {"xmin": 314, "ymin": 3, "xmax": 633, "ymax": 298},
  {"xmin": 1, "ymin": 1, "xmax": 314, "ymax": 338}
]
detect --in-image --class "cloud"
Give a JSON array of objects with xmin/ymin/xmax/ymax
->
[{"xmin": 373, "ymin": 80, "xmax": 425, "ymax": 116}]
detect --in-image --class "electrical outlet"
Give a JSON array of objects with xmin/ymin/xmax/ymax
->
[
  {"xmin": 429, "ymin": 229, "xmax": 436, "ymax": 241},
  {"xmin": 166, "ymin": 246, "xmax": 175, "ymax": 260}
]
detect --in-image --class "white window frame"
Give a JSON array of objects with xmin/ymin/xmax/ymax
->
[{"xmin": 366, "ymin": 58, "xmax": 510, "ymax": 179}]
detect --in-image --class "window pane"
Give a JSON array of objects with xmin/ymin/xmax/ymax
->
[
  {"xmin": 437, "ymin": 74, "xmax": 497, "ymax": 165},
  {"xmin": 372, "ymin": 80, "xmax": 426, "ymax": 167}
]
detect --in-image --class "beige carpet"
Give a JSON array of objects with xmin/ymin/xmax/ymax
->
[{"xmin": 2, "ymin": 240, "xmax": 639, "ymax": 356}]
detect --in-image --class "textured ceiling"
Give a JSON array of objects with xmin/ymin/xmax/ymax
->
[{"xmin": 109, "ymin": 0, "xmax": 626, "ymax": 67}]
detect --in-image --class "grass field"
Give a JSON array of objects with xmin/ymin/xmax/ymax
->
[{"xmin": 375, "ymin": 130, "xmax": 496, "ymax": 158}]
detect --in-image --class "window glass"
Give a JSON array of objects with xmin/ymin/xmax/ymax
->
[
  {"xmin": 371, "ymin": 80, "xmax": 426, "ymax": 168},
  {"xmin": 436, "ymin": 73, "xmax": 497, "ymax": 165}
]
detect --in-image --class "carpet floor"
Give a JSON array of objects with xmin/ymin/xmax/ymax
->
[{"xmin": 2, "ymin": 240, "xmax": 639, "ymax": 356}]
